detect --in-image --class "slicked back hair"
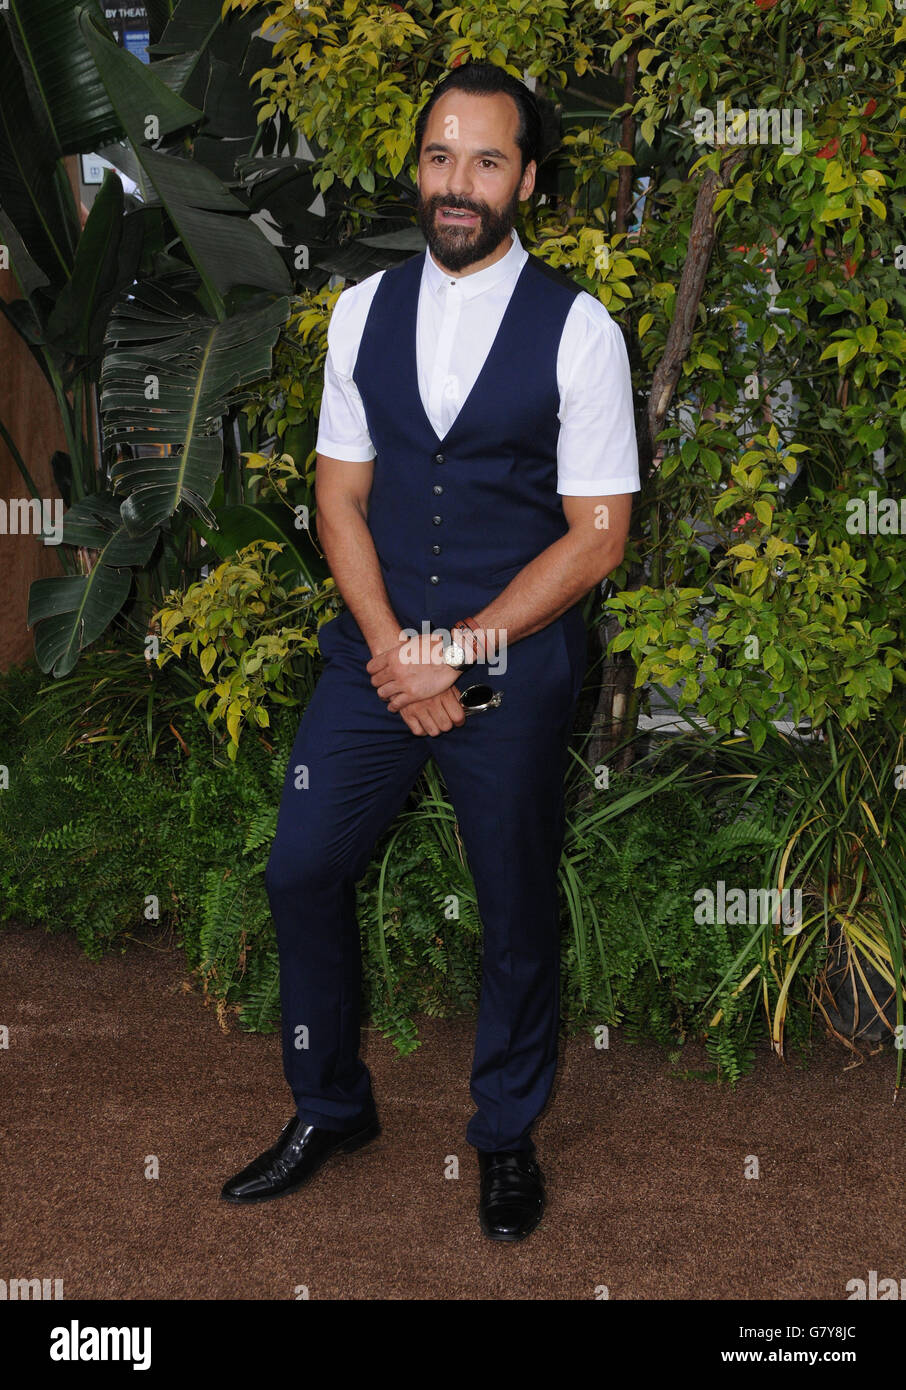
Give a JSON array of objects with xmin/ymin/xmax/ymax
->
[{"xmin": 414, "ymin": 62, "xmax": 543, "ymax": 175}]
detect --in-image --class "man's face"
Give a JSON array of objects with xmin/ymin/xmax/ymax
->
[{"xmin": 416, "ymin": 90, "xmax": 536, "ymax": 273}]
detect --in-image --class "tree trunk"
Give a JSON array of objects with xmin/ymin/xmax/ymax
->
[
  {"xmin": 585, "ymin": 142, "xmax": 749, "ymax": 774},
  {"xmin": 647, "ymin": 146, "xmax": 748, "ymax": 445}
]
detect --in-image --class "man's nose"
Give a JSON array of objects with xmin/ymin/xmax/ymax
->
[{"xmin": 443, "ymin": 159, "xmax": 475, "ymax": 200}]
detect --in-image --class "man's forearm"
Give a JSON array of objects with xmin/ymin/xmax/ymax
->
[
  {"xmin": 316, "ymin": 503, "xmax": 402, "ymax": 658},
  {"xmin": 363, "ymin": 516, "xmax": 628, "ymax": 713},
  {"xmin": 470, "ymin": 531, "xmax": 624, "ymax": 649}
]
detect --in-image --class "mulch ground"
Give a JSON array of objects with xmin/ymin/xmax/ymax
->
[{"xmin": 2, "ymin": 923, "xmax": 904, "ymax": 1301}]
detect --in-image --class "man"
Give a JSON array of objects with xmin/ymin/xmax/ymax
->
[{"xmin": 222, "ymin": 62, "xmax": 640, "ymax": 1241}]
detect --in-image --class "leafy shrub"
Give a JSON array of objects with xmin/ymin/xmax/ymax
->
[{"xmin": 0, "ymin": 661, "xmax": 824, "ymax": 1085}]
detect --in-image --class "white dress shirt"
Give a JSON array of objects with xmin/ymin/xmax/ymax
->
[{"xmin": 316, "ymin": 228, "xmax": 641, "ymax": 496}]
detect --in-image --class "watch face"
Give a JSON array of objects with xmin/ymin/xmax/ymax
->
[{"xmin": 445, "ymin": 643, "xmax": 465, "ymax": 667}]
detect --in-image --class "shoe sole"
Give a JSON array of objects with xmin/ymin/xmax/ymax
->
[{"xmin": 220, "ymin": 1120, "xmax": 381, "ymax": 1206}]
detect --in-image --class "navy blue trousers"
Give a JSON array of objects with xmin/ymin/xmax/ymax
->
[{"xmin": 264, "ymin": 605, "xmax": 586, "ymax": 1152}]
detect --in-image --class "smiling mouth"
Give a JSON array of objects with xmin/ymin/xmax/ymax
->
[{"xmin": 438, "ymin": 207, "xmax": 480, "ymax": 223}]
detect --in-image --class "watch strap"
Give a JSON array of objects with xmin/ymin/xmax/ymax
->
[{"xmin": 452, "ymin": 617, "xmax": 485, "ymax": 664}]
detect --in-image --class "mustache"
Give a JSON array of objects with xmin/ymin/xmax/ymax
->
[{"xmin": 427, "ymin": 195, "xmax": 487, "ymax": 216}]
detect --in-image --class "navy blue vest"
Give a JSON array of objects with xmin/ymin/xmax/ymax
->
[{"xmin": 349, "ymin": 248, "xmax": 582, "ymax": 637}]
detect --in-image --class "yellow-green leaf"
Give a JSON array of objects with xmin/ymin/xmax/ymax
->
[{"xmin": 226, "ymin": 701, "xmax": 242, "ymax": 745}]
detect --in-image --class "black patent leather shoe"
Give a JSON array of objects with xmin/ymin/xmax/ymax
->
[
  {"xmin": 221, "ymin": 1114, "xmax": 380, "ymax": 1204},
  {"xmin": 477, "ymin": 1147, "xmax": 545, "ymax": 1241}
]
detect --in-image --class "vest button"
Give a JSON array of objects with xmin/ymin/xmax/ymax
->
[
  {"xmin": 432, "ymin": 544, "xmax": 441, "ymax": 555},
  {"xmin": 429, "ymin": 575, "xmax": 439, "ymax": 585},
  {"xmin": 432, "ymin": 515, "xmax": 442, "ymax": 525},
  {"xmin": 433, "ymin": 484, "xmax": 443, "ymax": 495},
  {"xmin": 434, "ymin": 453, "xmax": 445, "ymax": 464}
]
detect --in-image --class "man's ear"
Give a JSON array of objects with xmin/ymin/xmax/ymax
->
[{"xmin": 519, "ymin": 159, "xmax": 537, "ymax": 201}]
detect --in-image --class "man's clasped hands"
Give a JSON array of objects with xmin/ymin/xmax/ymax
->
[{"xmin": 365, "ymin": 627, "xmax": 474, "ymax": 738}]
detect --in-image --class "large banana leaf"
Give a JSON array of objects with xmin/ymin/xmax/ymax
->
[
  {"xmin": 151, "ymin": 0, "xmax": 230, "ymax": 79},
  {"xmin": 146, "ymin": 0, "xmax": 177, "ymax": 46},
  {"xmin": 190, "ymin": 503, "xmax": 328, "ymax": 588},
  {"xmin": 315, "ymin": 239, "xmax": 418, "ymax": 282},
  {"xmin": 0, "ymin": 18, "xmax": 79, "ymax": 290},
  {"xmin": 356, "ymin": 228, "xmax": 428, "ymax": 252},
  {"xmin": 77, "ymin": 11, "xmax": 204, "ymax": 147},
  {"xmin": 2, "ymin": 0, "xmax": 124, "ymax": 154},
  {"xmin": 239, "ymin": 155, "xmax": 321, "ymax": 245},
  {"xmin": 152, "ymin": 0, "xmax": 270, "ymax": 131},
  {"xmin": 100, "ymin": 283, "xmax": 290, "ymax": 536},
  {"xmin": 45, "ymin": 170, "xmax": 144, "ymax": 372},
  {"xmin": 79, "ymin": 8, "xmax": 291, "ymax": 306},
  {"xmin": 143, "ymin": 2, "xmax": 280, "ymax": 211},
  {"xmin": 0, "ymin": 212, "xmax": 52, "ymax": 303},
  {"xmin": 27, "ymin": 493, "xmax": 159, "ymax": 676}
]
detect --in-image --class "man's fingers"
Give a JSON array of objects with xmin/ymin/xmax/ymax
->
[
  {"xmin": 401, "ymin": 691, "xmax": 465, "ymax": 736},
  {"xmin": 442, "ymin": 688, "xmax": 467, "ymax": 726},
  {"xmin": 418, "ymin": 709, "xmax": 440, "ymax": 736},
  {"xmin": 432, "ymin": 697, "xmax": 456, "ymax": 731}
]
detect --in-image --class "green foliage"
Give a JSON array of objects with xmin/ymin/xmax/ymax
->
[
  {"xmin": 1, "ymin": 1, "xmax": 301, "ymax": 672},
  {"xmin": 223, "ymin": 0, "xmax": 597, "ymax": 192},
  {"xmin": 702, "ymin": 720, "xmax": 906, "ymax": 1088},
  {"xmin": 154, "ymin": 539, "xmax": 339, "ymax": 759},
  {"xmin": 532, "ymin": 220, "xmax": 651, "ymax": 311},
  {"xmin": 558, "ymin": 760, "xmax": 804, "ymax": 1085},
  {"xmin": 0, "ymin": 662, "xmax": 194, "ymax": 956},
  {"xmin": 606, "ymin": 452, "xmax": 906, "ymax": 745},
  {"xmin": 0, "ymin": 656, "xmax": 294, "ymax": 989},
  {"xmin": 13, "ymin": 656, "xmax": 906, "ymax": 1085},
  {"xmin": 240, "ymin": 286, "xmax": 341, "ymax": 481},
  {"xmin": 598, "ymin": 0, "xmax": 906, "ymax": 742},
  {"xmin": 6, "ymin": 0, "xmax": 906, "ymax": 1094},
  {"xmin": 19, "ymin": 636, "xmax": 203, "ymax": 762},
  {"xmin": 226, "ymin": 0, "xmax": 906, "ymax": 758}
]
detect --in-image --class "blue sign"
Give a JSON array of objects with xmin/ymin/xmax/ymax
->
[{"xmin": 122, "ymin": 28, "xmax": 150, "ymax": 64}]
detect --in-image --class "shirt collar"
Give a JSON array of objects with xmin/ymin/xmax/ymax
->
[{"xmin": 423, "ymin": 227, "xmax": 526, "ymax": 300}]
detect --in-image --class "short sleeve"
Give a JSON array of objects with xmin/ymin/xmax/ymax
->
[
  {"xmin": 556, "ymin": 295, "xmax": 641, "ymax": 496},
  {"xmin": 315, "ymin": 283, "xmax": 378, "ymax": 462}
]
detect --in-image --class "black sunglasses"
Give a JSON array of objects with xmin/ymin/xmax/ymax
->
[{"xmin": 458, "ymin": 684, "xmax": 503, "ymax": 714}]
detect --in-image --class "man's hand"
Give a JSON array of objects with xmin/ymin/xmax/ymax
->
[
  {"xmin": 398, "ymin": 688, "xmax": 466, "ymax": 737},
  {"xmin": 367, "ymin": 630, "xmax": 459, "ymax": 711}
]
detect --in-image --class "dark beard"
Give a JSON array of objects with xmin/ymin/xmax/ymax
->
[{"xmin": 417, "ymin": 188, "xmax": 520, "ymax": 271}]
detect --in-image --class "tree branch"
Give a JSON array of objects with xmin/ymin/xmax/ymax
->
[
  {"xmin": 615, "ymin": 45, "xmax": 639, "ymax": 235},
  {"xmin": 647, "ymin": 147, "xmax": 748, "ymax": 447}
]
